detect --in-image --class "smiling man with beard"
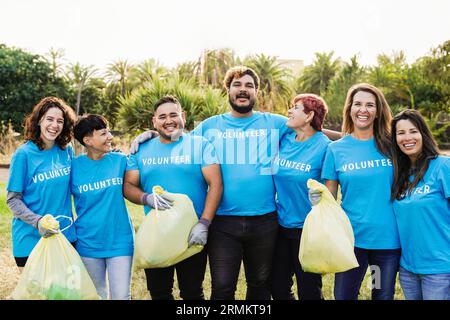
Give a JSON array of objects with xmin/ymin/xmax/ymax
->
[
  {"xmin": 190, "ymin": 66, "xmax": 291, "ymax": 300},
  {"xmin": 123, "ymin": 95, "xmax": 223, "ymax": 300}
]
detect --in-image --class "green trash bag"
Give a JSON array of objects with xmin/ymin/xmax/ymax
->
[
  {"xmin": 12, "ymin": 215, "xmax": 100, "ymax": 300},
  {"xmin": 299, "ymin": 179, "xmax": 359, "ymax": 274},
  {"xmin": 133, "ymin": 186, "xmax": 203, "ymax": 269}
]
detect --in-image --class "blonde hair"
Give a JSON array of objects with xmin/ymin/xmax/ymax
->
[{"xmin": 342, "ymin": 83, "xmax": 393, "ymax": 157}]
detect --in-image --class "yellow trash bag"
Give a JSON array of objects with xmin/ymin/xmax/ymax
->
[
  {"xmin": 12, "ymin": 215, "xmax": 100, "ymax": 300},
  {"xmin": 133, "ymin": 186, "xmax": 203, "ymax": 269},
  {"xmin": 299, "ymin": 179, "xmax": 359, "ymax": 274}
]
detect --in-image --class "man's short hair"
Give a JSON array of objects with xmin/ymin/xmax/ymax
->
[
  {"xmin": 154, "ymin": 95, "xmax": 181, "ymax": 112},
  {"xmin": 74, "ymin": 114, "xmax": 108, "ymax": 146},
  {"xmin": 223, "ymin": 66, "xmax": 260, "ymax": 91}
]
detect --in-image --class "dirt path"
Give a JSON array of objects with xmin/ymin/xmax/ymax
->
[{"xmin": 0, "ymin": 168, "xmax": 9, "ymax": 183}]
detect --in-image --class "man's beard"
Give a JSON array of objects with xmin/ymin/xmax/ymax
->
[
  {"xmin": 229, "ymin": 97, "xmax": 255, "ymax": 114},
  {"xmin": 158, "ymin": 127, "xmax": 183, "ymax": 142}
]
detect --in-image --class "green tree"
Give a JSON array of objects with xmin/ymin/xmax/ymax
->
[
  {"xmin": 323, "ymin": 55, "xmax": 366, "ymax": 127},
  {"xmin": 44, "ymin": 47, "xmax": 65, "ymax": 79},
  {"xmin": 0, "ymin": 44, "xmax": 71, "ymax": 131},
  {"xmin": 130, "ymin": 59, "xmax": 168, "ymax": 86},
  {"xmin": 117, "ymin": 77, "xmax": 228, "ymax": 136},
  {"xmin": 368, "ymin": 51, "xmax": 413, "ymax": 113},
  {"xmin": 174, "ymin": 61, "xmax": 199, "ymax": 83},
  {"xmin": 244, "ymin": 54, "xmax": 293, "ymax": 113},
  {"xmin": 296, "ymin": 51, "xmax": 341, "ymax": 96},
  {"xmin": 65, "ymin": 63, "xmax": 97, "ymax": 116},
  {"xmin": 105, "ymin": 59, "xmax": 135, "ymax": 97},
  {"xmin": 196, "ymin": 48, "xmax": 236, "ymax": 89}
]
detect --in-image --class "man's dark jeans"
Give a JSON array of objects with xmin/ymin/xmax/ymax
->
[
  {"xmin": 144, "ymin": 248, "xmax": 207, "ymax": 300},
  {"xmin": 207, "ymin": 212, "xmax": 278, "ymax": 300},
  {"xmin": 270, "ymin": 226, "xmax": 323, "ymax": 300}
]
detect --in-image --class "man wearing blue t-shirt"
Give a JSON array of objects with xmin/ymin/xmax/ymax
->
[
  {"xmin": 124, "ymin": 95, "xmax": 223, "ymax": 300},
  {"xmin": 191, "ymin": 66, "xmax": 290, "ymax": 300}
]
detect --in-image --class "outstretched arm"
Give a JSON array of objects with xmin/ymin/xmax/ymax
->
[{"xmin": 323, "ymin": 128, "xmax": 342, "ymax": 141}]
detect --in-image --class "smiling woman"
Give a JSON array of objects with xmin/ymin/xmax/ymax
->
[
  {"xmin": 6, "ymin": 96, "xmax": 77, "ymax": 268},
  {"xmin": 390, "ymin": 109, "xmax": 450, "ymax": 300},
  {"xmin": 321, "ymin": 83, "xmax": 402, "ymax": 300}
]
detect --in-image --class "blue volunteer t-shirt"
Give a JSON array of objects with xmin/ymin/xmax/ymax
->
[
  {"xmin": 191, "ymin": 111, "xmax": 290, "ymax": 216},
  {"xmin": 393, "ymin": 156, "xmax": 450, "ymax": 274},
  {"xmin": 71, "ymin": 152, "xmax": 134, "ymax": 258},
  {"xmin": 321, "ymin": 135, "xmax": 400, "ymax": 249},
  {"xmin": 126, "ymin": 133, "xmax": 218, "ymax": 217},
  {"xmin": 7, "ymin": 141, "xmax": 76, "ymax": 257},
  {"xmin": 273, "ymin": 131, "xmax": 330, "ymax": 228}
]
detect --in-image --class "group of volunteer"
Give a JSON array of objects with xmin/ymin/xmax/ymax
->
[{"xmin": 6, "ymin": 66, "xmax": 449, "ymax": 300}]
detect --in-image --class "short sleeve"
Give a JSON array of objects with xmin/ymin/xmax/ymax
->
[
  {"xmin": 321, "ymin": 146, "xmax": 338, "ymax": 181},
  {"xmin": 66, "ymin": 144, "xmax": 75, "ymax": 159},
  {"xmin": 7, "ymin": 149, "xmax": 27, "ymax": 193},
  {"xmin": 126, "ymin": 153, "xmax": 139, "ymax": 171},
  {"xmin": 201, "ymin": 139, "xmax": 219, "ymax": 167},
  {"xmin": 191, "ymin": 118, "xmax": 208, "ymax": 137},
  {"xmin": 437, "ymin": 157, "xmax": 450, "ymax": 198},
  {"xmin": 270, "ymin": 113, "xmax": 292, "ymax": 142}
]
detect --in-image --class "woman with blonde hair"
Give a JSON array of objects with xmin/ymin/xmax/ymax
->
[{"xmin": 320, "ymin": 83, "xmax": 401, "ymax": 300}]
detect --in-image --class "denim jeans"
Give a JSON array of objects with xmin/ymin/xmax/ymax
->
[
  {"xmin": 334, "ymin": 247, "xmax": 401, "ymax": 300},
  {"xmin": 144, "ymin": 248, "xmax": 207, "ymax": 300},
  {"xmin": 207, "ymin": 212, "xmax": 278, "ymax": 300},
  {"xmin": 271, "ymin": 226, "xmax": 323, "ymax": 300},
  {"xmin": 81, "ymin": 256, "xmax": 132, "ymax": 300},
  {"xmin": 399, "ymin": 267, "xmax": 450, "ymax": 300}
]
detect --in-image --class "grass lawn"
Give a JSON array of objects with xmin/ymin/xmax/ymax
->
[{"xmin": 0, "ymin": 182, "xmax": 404, "ymax": 300}]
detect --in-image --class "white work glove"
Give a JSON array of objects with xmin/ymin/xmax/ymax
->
[
  {"xmin": 141, "ymin": 192, "xmax": 174, "ymax": 210},
  {"xmin": 308, "ymin": 189, "xmax": 322, "ymax": 206},
  {"xmin": 130, "ymin": 130, "xmax": 159, "ymax": 154},
  {"xmin": 37, "ymin": 216, "xmax": 59, "ymax": 238},
  {"xmin": 188, "ymin": 218, "xmax": 211, "ymax": 247}
]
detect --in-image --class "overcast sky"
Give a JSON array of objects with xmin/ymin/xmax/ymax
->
[{"xmin": 1, "ymin": 0, "xmax": 449, "ymax": 70}]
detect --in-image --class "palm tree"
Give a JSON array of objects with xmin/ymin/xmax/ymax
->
[
  {"xmin": 175, "ymin": 61, "xmax": 199, "ymax": 83},
  {"xmin": 368, "ymin": 51, "xmax": 413, "ymax": 109},
  {"xmin": 44, "ymin": 48, "xmax": 65, "ymax": 78},
  {"xmin": 105, "ymin": 59, "xmax": 134, "ymax": 97},
  {"xmin": 323, "ymin": 55, "xmax": 366, "ymax": 126},
  {"xmin": 131, "ymin": 59, "xmax": 169, "ymax": 85},
  {"xmin": 65, "ymin": 63, "xmax": 97, "ymax": 116},
  {"xmin": 245, "ymin": 54, "xmax": 293, "ymax": 113},
  {"xmin": 296, "ymin": 51, "xmax": 341, "ymax": 95},
  {"xmin": 196, "ymin": 48, "xmax": 236, "ymax": 89}
]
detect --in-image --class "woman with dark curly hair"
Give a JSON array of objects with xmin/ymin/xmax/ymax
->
[{"xmin": 6, "ymin": 96, "xmax": 77, "ymax": 269}]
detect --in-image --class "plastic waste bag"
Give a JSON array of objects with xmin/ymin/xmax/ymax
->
[
  {"xmin": 134, "ymin": 186, "xmax": 203, "ymax": 269},
  {"xmin": 299, "ymin": 179, "xmax": 359, "ymax": 274},
  {"xmin": 12, "ymin": 215, "xmax": 100, "ymax": 300}
]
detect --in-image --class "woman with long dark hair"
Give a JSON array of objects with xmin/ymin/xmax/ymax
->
[{"xmin": 390, "ymin": 109, "xmax": 449, "ymax": 300}]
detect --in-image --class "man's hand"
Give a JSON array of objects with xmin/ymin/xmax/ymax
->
[
  {"xmin": 142, "ymin": 193, "xmax": 174, "ymax": 210},
  {"xmin": 130, "ymin": 130, "xmax": 159, "ymax": 154},
  {"xmin": 188, "ymin": 218, "xmax": 211, "ymax": 247}
]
